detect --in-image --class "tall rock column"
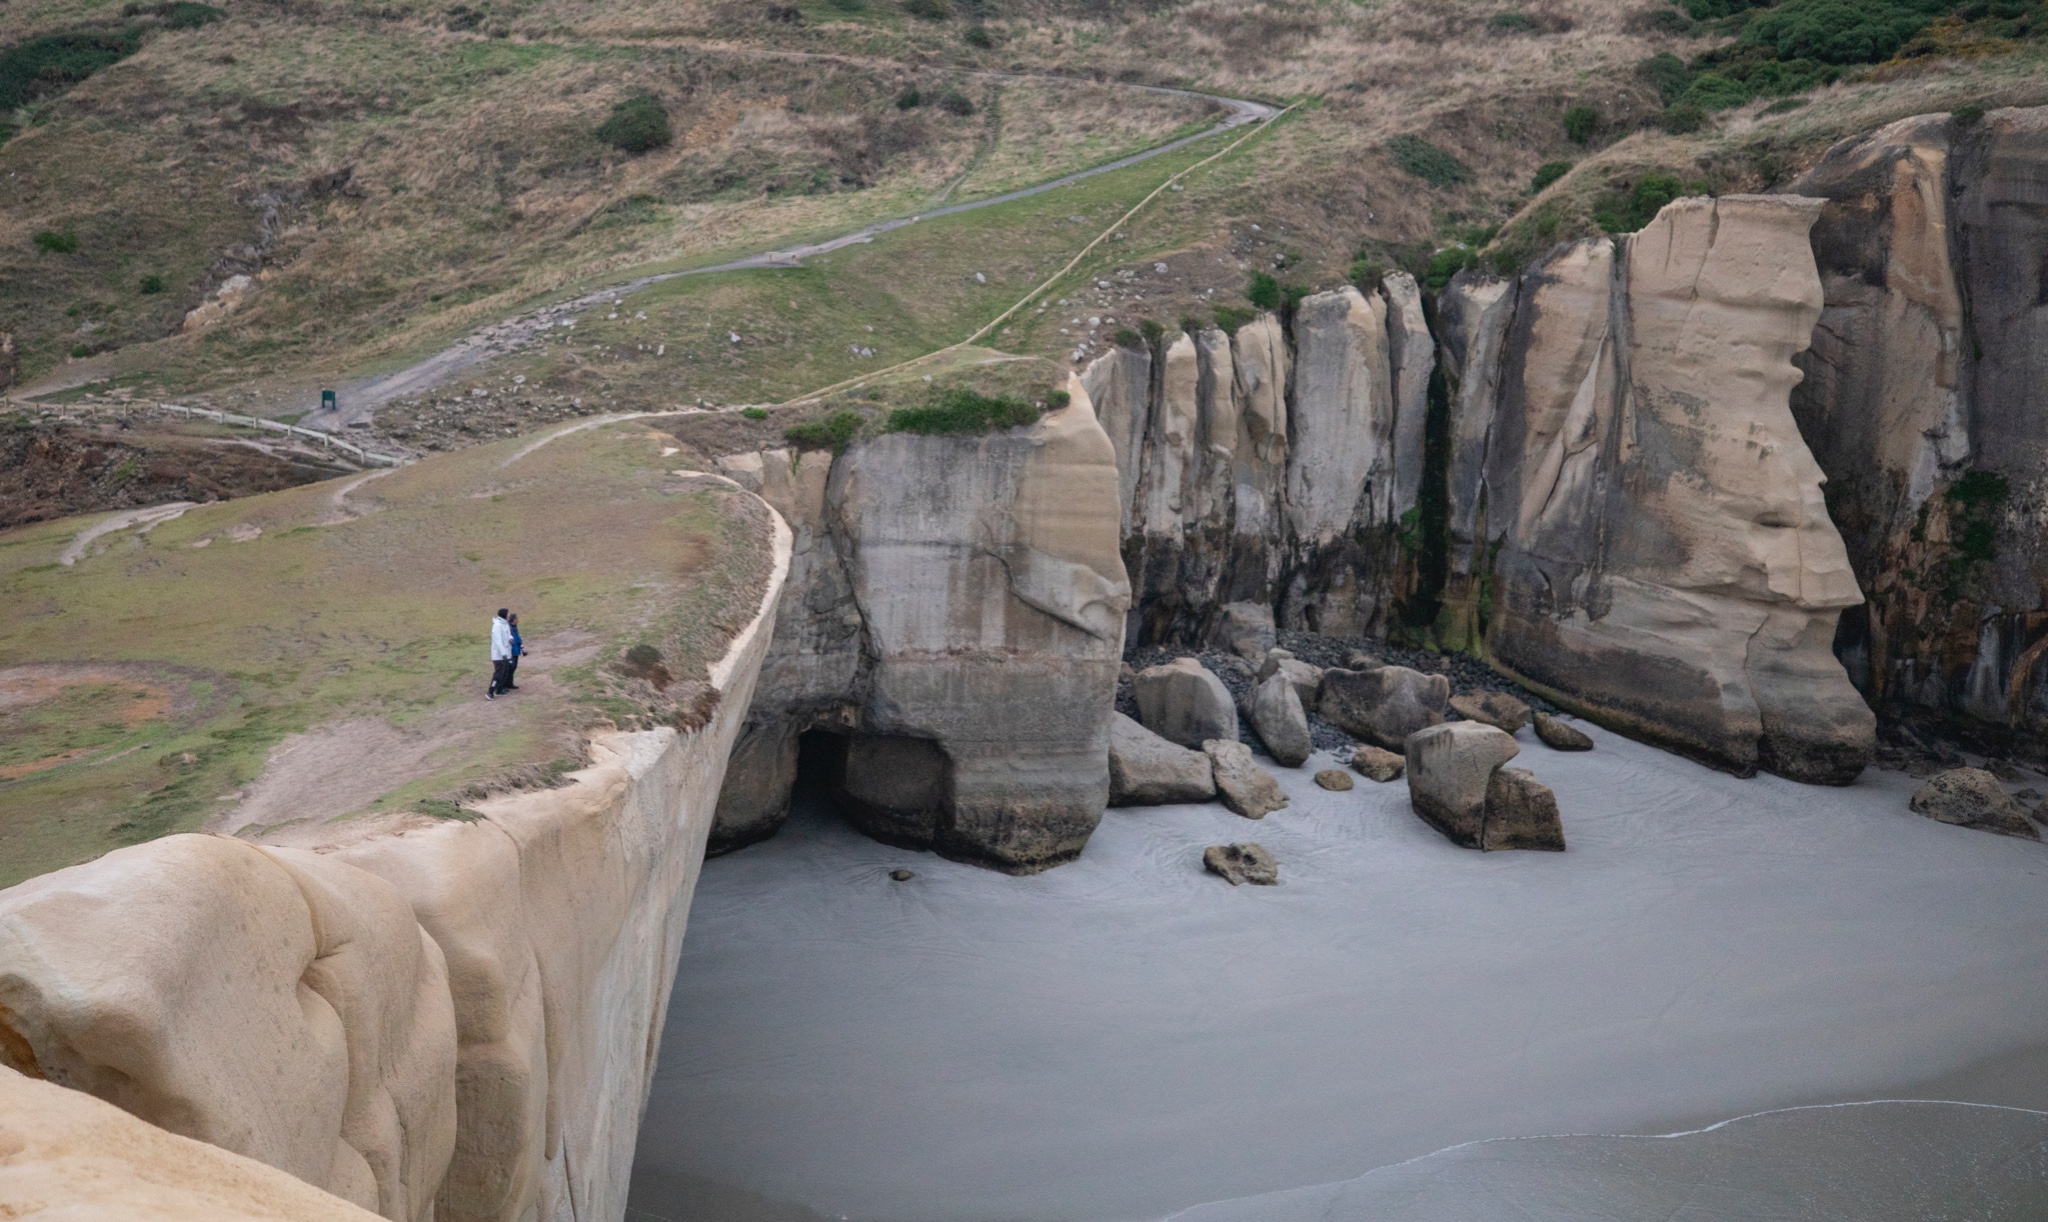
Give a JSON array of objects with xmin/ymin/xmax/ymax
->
[{"xmin": 828, "ymin": 384, "xmax": 1132, "ymax": 872}]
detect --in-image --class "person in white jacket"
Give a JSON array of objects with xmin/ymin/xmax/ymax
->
[{"xmin": 488, "ymin": 608, "xmax": 514, "ymax": 699}]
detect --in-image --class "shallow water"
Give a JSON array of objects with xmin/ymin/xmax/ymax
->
[{"xmin": 631, "ymin": 727, "xmax": 2048, "ymax": 1222}]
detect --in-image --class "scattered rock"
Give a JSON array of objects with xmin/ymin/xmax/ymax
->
[
  {"xmin": 1209, "ymin": 653, "xmax": 1256, "ymax": 689},
  {"xmin": 1203, "ymin": 842, "xmax": 1278, "ymax": 886},
  {"xmin": 1258, "ymin": 648, "xmax": 1325, "ymax": 706},
  {"xmin": 1481, "ymin": 767, "xmax": 1566, "ymax": 851},
  {"xmin": 1217, "ymin": 601, "xmax": 1276, "ymax": 662},
  {"xmin": 1314, "ymin": 769, "xmax": 1354, "ymax": 791},
  {"xmin": 1204, "ymin": 738, "xmax": 1288, "ymax": 819},
  {"xmin": 1350, "ymin": 745, "xmax": 1405, "ymax": 782},
  {"xmin": 1532, "ymin": 711, "xmax": 1594, "ymax": 751},
  {"xmin": 1245, "ymin": 672, "xmax": 1312, "ymax": 767},
  {"xmin": 1134, "ymin": 657, "xmax": 1238, "ymax": 749},
  {"xmin": 1908, "ymin": 769, "xmax": 2040, "ymax": 839},
  {"xmin": 2016, "ymin": 788, "xmax": 2042, "ymax": 803},
  {"xmin": 1449, "ymin": 691, "xmax": 1529, "ymax": 734},
  {"xmin": 1107, "ymin": 711, "xmax": 1217, "ymax": 806},
  {"xmin": 1343, "ymin": 651, "xmax": 1380, "ymax": 671},
  {"xmin": 890, "ymin": 869, "xmax": 915, "ymax": 881},
  {"xmin": 1319, "ymin": 665, "xmax": 1449, "ymax": 749},
  {"xmin": 1405, "ymin": 722, "xmax": 1520, "ymax": 849}
]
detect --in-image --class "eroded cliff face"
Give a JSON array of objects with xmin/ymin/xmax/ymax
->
[
  {"xmin": 0, "ymin": 512, "xmax": 793, "ymax": 1222},
  {"xmin": 1449, "ymin": 197, "xmax": 1876, "ymax": 783},
  {"xmin": 711, "ymin": 385, "xmax": 1131, "ymax": 873},
  {"xmin": 1790, "ymin": 108, "xmax": 2048, "ymax": 757}
]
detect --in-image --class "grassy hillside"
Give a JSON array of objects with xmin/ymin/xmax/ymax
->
[{"xmin": 0, "ymin": 418, "xmax": 774, "ymax": 887}]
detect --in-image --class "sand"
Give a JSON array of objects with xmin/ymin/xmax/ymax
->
[{"xmin": 631, "ymin": 725, "xmax": 2048, "ymax": 1222}]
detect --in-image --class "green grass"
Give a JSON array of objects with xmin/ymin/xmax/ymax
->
[{"xmin": 0, "ymin": 421, "xmax": 773, "ymax": 886}]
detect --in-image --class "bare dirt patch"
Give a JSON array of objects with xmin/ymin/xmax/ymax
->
[{"xmin": 0, "ymin": 663, "xmax": 212, "ymax": 781}]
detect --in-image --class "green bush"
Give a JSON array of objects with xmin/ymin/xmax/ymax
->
[
  {"xmin": 1114, "ymin": 326, "xmax": 1143, "ymax": 348},
  {"xmin": 1211, "ymin": 305, "xmax": 1256, "ymax": 333},
  {"xmin": 885, "ymin": 388, "xmax": 1039, "ymax": 435},
  {"xmin": 1423, "ymin": 245, "xmax": 1479, "ymax": 290},
  {"xmin": 595, "ymin": 93, "xmax": 671, "ymax": 154},
  {"xmin": 741, "ymin": 406, "xmax": 769, "ymax": 420},
  {"xmin": 1390, "ymin": 135, "xmax": 1472, "ymax": 188},
  {"xmin": 831, "ymin": 0, "xmax": 867, "ymax": 10},
  {"xmin": 1681, "ymin": 0, "xmax": 1771, "ymax": 17},
  {"xmin": 903, "ymin": 0, "xmax": 951, "ymax": 18},
  {"xmin": 0, "ymin": 121, "xmax": 15, "ymax": 147},
  {"xmin": 964, "ymin": 25, "xmax": 993, "ymax": 47},
  {"xmin": 1682, "ymin": 71, "xmax": 1753, "ymax": 109},
  {"xmin": 1139, "ymin": 318, "xmax": 1164, "ymax": 344},
  {"xmin": 896, "ymin": 87, "xmax": 922, "ymax": 109},
  {"xmin": 33, "ymin": 230, "xmax": 80, "ymax": 254},
  {"xmin": 138, "ymin": 273, "xmax": 164, "ymax": 293},
  {"xmin": 0, "ymin": 31, "xmax": 144, "ymax": 110},
  {"xmin": 936, "ymin": 89, "xmax": 974, "ymax": 116},
  {"xmin": 785, "ymin": 409, "xmax": 865, "ymax": 452},
  {"xmin": 1660, "ymin": 102, "xmax": 1707, "ymax": 132},
  {"xmin": 1563, "ymin": 104, "xmax": 1600, "ymax": 144},
  {"xmin": 1592, "ymin": 174, "xmax": 1686, "ymax": 234},
  {"xmin": 1639, "ymin": 52, "xmax": 1693, "ymax": 104},
  {"xmin": 1530, "ymin": 160, "xmax": 1572, "ymax": 192},
  {"xmin": 1349, "ymin": 255, "xmax": 1384, "ymax": 290},
  {"xmin": 1246, "ymin": 271, "xmax": 1281, "ymax": 310},
  {"xmin": 1489, "ymin": 11, "xmax": 1533, "ymax": 31},
  {"xmin": 1743, "ymin": 0, "xmax": 1947, "ymax": 65},
  {"xmin": 158, "ymin": 3, "xmax": 225, "ymax": 29},
  {"xmin": 70, "ymin": 343, "xmax": 94, "ymax": 358},
  {"xmin": 1047, "ymin": 390, "xmax": 1070, "ymax": 409},
  {"xmin": 1952, "ymin": 103, "xmax": 1986, "ymax": 125}
]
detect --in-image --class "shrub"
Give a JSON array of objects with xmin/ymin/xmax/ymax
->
[
  {"xmin": 1592, "ymin": 173, "xmax": 1686, "ymax": 234},
  {"xmin": 903, "ymin": 0, "xmax": 951, "ymax": 18},
  {"xmin": 1530, "ymin": 160, "xmax": 1572, "ymax": 193},
  {"xmin": 1952, "ymin": 103, "xmax": 1986, "ymax": 125},
  {"xmin": 964, "ymin": 25, "xmax": 993, "ymax": 47},
  {"xmin": 1681, "ymin": 0, "xmax": 1771, "ymax": 17},
  {"xmin": 1660, "ymin": 102, "xmax": 1707, "ymax": 132},
  {"xmin": 33, "ymin": 230, "xmax": 80, "ymax": 254},
  {"xmin": 1211, "ymin": 305, "xmax": 1256, "ymax": 333},
  {"xmin": 785, "ymin": 409, "xmax": 865, "ymax": 452},
  {"xmin": 765, "ymin": 3, "xmax": 803, "ymax": 22},
  {"xmin": 0, "ymin": 31, "xmax": 143, "ymax": 110},
  {"xmin": 1047, "ymin": 390, "xmax": 1070, "ymax": 409},
  {"xmin": 595, "ymin": 93, "xmax": 671, "ymax": 155},
  {"xmin": 896, "ymin": 87, "xmax": 922, "ymax": 109},
  {"xmin": 138, "ymin": 273, "xmax": 164, "ymax": 294},
  {"xmin": 159, "ymin": 2, "xmax": 225, "ymax": 29},
  {"xmin": 1641, "ymin": 7, "xmax": 1697, "ymax": 34},
  {"xmin": 885, "ymin": 388, "xmax": 1038, "ymax": 435},
  {"xmin": 1563, "ymin": 104, "xmax": 1600, "ymax": 144},
  {"xmin": 1682, "ymin": 71, "xmax": 1752, "ymax": 110},
  {"xmin": 1743, "ymin": 0, "xmax": 1944, "ymax": 65},
  {"xmin": 741, "ymin": 406, "xmax": 769, "ymax": 420},
  {"xmin": 0, "ymin": 121, "xmax": 14, "ymax": 147},
  {"xmin": 1114, "ymin": 326, "xmax": 1143, "ymax": 348},
  {"xmin": 1349, "ymin": 256, "xmax": 1384, "ymax": 290},
  {"xmin": 1139, "ymin": 318, "xmax": 1164, "ymax": 344},
  {"xmin": 1246, "ymin": 271, "xmax": 1281, "ymax": 310},
  {"xmin": 1423, "ymin": 245, "xmax": 1479, "ymax": 290},
  {"xmin": 831, "ymin": 0, "xmax": 867, "ymax": 9},
  {"xmin": 936, "ymin": 89, "xmax": 974, "ymax": 116},
  {"xmin": 1639, "ymin": 52, "xmax": 1693, "ymax": 104},
  {"xmin": 1489, "ymin": 11, "xmax": 1533, "ymax": 31},
  {"xmin": 1390, "ymin": 135, "xmax": 1471, "ymax": 188}
]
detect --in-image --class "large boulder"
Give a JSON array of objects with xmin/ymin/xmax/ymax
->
[
  {"xmin": 1532, "ymin": 710, "xmax": 1594, "ymax": 751},
  {"xmin": 1482, "ymin": 767, "xmax": 1567, "ymax": 851},
  {"xmin": 1216, "ymin": 601, "xmax": 1277, "ymax": 662},
  {"xmin": 1404, "ymin": 722, "xmax": 1521, "ymax": 848},
  {"xmin": 1107, "ymin": 712, "xmax": 1217, "ymax": 806},
  {"xmin": 1319, "ymin": 665, "xmax": 1449, "ymax": 749},
  {"xmin": 1258, "ymin": 648, "xmax": 1325, "ymax": 706},
  {"xmin": 1135, "ymin": 657, "xmax": 1239, "ymax": 749},
  {"xmin": 1205, "ymin": 739, "xmax": 1288, "ymax": 819},
  {"xmin": 1245, "ymin": 672, "xmax": 1312, "ymax": 767},
  {"xmin": 1908, "ymin": 768, "xmax": 2040, "ymax": 839},
  {"xmin": 1203, "ymin": 843, "xmax": 1278, "ymax": 886},
  {"xmin": 1450, "ymin": 691, "xmax": 1530, "ymax": 735}
]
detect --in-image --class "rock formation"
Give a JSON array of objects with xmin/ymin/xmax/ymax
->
[
  {"xmin": 1106, "ymin": 712, "xmax": 1217, "ymax": 806},
  {"xmin": 1532, "ymin": 711, "xmax": 1593, "ymax": 752},
  {"xmin": 1134, "ymin": 656, "xmax": 1239, "ymax": 749},
  {"xmin": 1202, "ymin": 842, "xmax": 1278, "ymax": 886},
  {"xmin": 712, "ymin": 381, "xmax": 1130, "ymax": 873},
  {"xmin": 1244, "ymin": 672, "xmax": 1312, "ymax": 767},
  {"xmin": 1404, "ymin": 722, "xmax": 1562, "ymax": 850},
  {"xmin": 1204, "ymin": 739, "xmax": 1288, "ymax": 818},
  {"xmin": 1908, "ymin": 768, "xmax": 2040, "ymax": 839},
  {"xmin": 1319, "ymin": 664, "xmax": 1449, "ymax": 749}
]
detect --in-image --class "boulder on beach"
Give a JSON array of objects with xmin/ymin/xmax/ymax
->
[
  {"xmin": 1258, "ymin": 648, "xmax": 1325, "ymax": 706},
  {"xmin": 1482, "ymin": 767, "xmax": 1566, "ymax": 851},
  {"xmin": 1134, "ymin": 657, "xmax": 1238, "ymax": 749},
  {"xmin": 1203, "ymin": 842, "xmax": 1278, "ymax": 886},
  {"xmin": 1533, "ymin": 711, "xmax": 1594, "ymax": 751},
  {"xmin": 1908, "ymin": 769, "xmax": 2040, "ymax": 839},
  {"xmin": 1319, "ymin": 665, "xmax": 1449, "ymax": 749},
  {"xmin": 1351, "ymin": 744, "xmax": 1405, "ymax": 782},
  {"xmin": 1204, "ymin": 739, "xmax": 1288, "ymax": 819},
  {"xmin": 1405, "ymin": 722, "xmax": 1520, "ymax": 849},
  {"xmin": 1216, "ymin": 601, "xmax": 1277, "ymax": 662},
  {"xmin": 1246, "ymin": 672, "xmax": 1313, "ymax": 768},
  {"xmin": 1449, "ymin": 691, "xmax": 1529, "ymax": 735},
  {"xmin": 1107, "ymin": 712, "xmax": 1217, "ymax": 806},
  {"xmin": 1314, "ymin": 769, "xmax": 1354, "ymax": 791}
]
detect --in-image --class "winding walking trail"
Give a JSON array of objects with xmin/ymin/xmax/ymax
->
[{"xmin": 306, "ymin": 74, "xmax": 1277, "ymax": 431}]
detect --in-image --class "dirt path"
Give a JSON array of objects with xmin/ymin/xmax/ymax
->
[
  {"xmin": 58, "ymin": 503, "xmax": 195, "ymax": 567},
  {"xmin": 303, "ymin": 72, "xmax": 1275, "ymax": 431}
]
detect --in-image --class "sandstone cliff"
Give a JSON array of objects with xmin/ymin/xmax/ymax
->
[
  {"xmin": 0, "ymin": 505, "xmax": 793, "ymax": 1221},
  {"xmin": 712, "ymin": 382, "xmax": 1131, "ymax": 873}
]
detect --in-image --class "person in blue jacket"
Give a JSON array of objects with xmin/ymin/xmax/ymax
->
[{"xmin": 506, "ymin": 612, "xmax": 524, "ymax": 691}]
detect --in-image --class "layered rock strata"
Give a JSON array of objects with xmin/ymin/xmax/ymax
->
[
  {"xmin": 0, "ymin": 508, "xmax": 793, "ymax": 1222},
  {"xmin": 711, "ymin": 384, "xmax": 1131, "ymax": 873}
]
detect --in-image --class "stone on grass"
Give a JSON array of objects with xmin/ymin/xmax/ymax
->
[
  {"xmin": 1482, "ymin": 767, "xmax": 1566, "ymax": 851},
  {"xmin": 1217, "ymin": 601, "xmax": 1276, "ymax": 662},
  {"xmin": 1314, "ymin": 769, "xmax": 1354, "ymax": 792},
  {"xmin": 1405, "ymin": 722, "xmax": 1520, "ymax": 849},
  {"xmin": 1204, "ymin": 739, "xmax": 1288, "ymax": 819},
  {"xmin": 1450, "ymin": 691, "xmax": 1530, "ymax": 735},
  {"xmin": 1107, "ymin": 712, "xmax": 1216, "ymax": 806},
  {"xmin": 1258, "ymin": 649, "xmax": 1325, "ymax": 706},
  {"xmin": 1245, "ymin": 673, "xmax": 1312, "ymax": 768},
  {"xmin": 1533, "ymin": 711, "xmax": 1594, "ymax": 751},
  {"xmin": 1134, "ymin": 657, "xmax": 1238, "ymax": 749},
  {"xmin": 1350, "ymin": 745, "xmax": 1405, "ymax": 782},
  {"xmin": 1203, "ymin": 842, "xmax": 1278, "ymax": 886},
  {"xmin": 1908, "ymin": 769, "xmax": 2040, "ymax": 839},
  {"xmin": 1319, "ymin": 665, "xmax": 1449, "ymax": 749}
]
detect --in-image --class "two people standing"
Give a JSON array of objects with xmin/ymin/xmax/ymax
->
[{"xmin": 487, "ymin": 608, "xmax": 524, "ymax": 699}]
